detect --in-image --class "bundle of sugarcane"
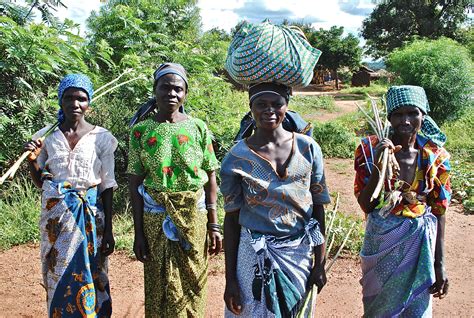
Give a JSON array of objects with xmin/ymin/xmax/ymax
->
[
  {"xmin": 0, "ymin": 69, "xmax": 145, "ymax": 185},
  {"xmin": 356, "ymin": 96, "xmax": 400, "ymax": 202}
]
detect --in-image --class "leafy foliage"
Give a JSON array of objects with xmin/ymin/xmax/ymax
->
[
  {"xmin": 386, "ymin": 37, "xmax": 473, "ymax": 124},
  {"xmin": 361, "ymin": 0, "xmax": 473, "ymax": 58},
  {"xmin": 86, "ymin": 0, "xmax": 201, "ymax": 65},
  {"xmin": 0, "ymin": 16, "xmax": 92, "ymax": 166}
]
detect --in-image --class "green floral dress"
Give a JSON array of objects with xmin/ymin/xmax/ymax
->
[
  {"xmin": 128, "ymin": 117, "xmax": 219, "ymax": 318},
  {"xmin": 128, "ymin": 117, "xmax": 218, "ymax": 191}
]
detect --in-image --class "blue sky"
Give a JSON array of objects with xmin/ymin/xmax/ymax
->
[{"xmin": 26, "ymin": 0, "xmax": 377, "ymax": 38}]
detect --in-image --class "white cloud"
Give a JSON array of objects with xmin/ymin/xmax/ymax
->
[
  {"xmin": 18, "ymin": 0, "xmax": 375, "ymax": 38},
  {"xmin": 198, "ymin": 0, "xmax": 375, "ymax": 36}
]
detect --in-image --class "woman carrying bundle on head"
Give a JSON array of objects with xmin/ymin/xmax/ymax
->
[
  {"xmin": 128, "ymin": 63, "xmax": 222, "ymax": 317},
  {"xmin": 222, "ymin": 21, "xmax": 329, "ymax": 318},
  {"xmin": 24, "ymin": 74, "xmax": 117, "ymax": 317},
  {"xmin": 221, "ymin": 81, "xmax": 330, "ymax": 317},
  {"xmin": 354, "ymin": 85, "xmax": 451, "ymax": 317}
]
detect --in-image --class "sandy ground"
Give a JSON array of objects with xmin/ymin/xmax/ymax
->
[{"xmin": 1, "ymin": 98, "xmax": 473, "ymax": 317}]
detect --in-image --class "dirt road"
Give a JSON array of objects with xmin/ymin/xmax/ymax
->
[{"xmin": 1, "ymin": 158, "xmax": 473, "ymax": 317}]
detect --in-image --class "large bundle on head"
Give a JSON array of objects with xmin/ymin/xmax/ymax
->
[{"xmin": 225, "ymin": 21, "xmax": 321, "ymax": 87}]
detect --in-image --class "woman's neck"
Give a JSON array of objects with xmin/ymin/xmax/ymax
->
[
  {"xmin": 155, "ymin": 110, "xmax": 184, "ymax": 123},
  {"xmin": 392, "ymin": 133, "xmax": 417, "ymax": 151},
  {"xmin": 60, "ymin": 117, "xmax": 89, "ymax": 132},
  {"xmin": 251, "ymin": 126, "xmax": 291, "ymax": 145}
]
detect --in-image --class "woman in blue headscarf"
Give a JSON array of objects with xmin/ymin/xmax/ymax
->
[
  {"xmin": 24, "ymin": 74, "xmax": 117, "ymax": 317},
  {"xmin": 354, "ymin": 85, "xmax": 451, "ymax": 317}
]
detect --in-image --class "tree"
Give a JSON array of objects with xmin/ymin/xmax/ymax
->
[
  {"xmin": 86, "ymin": 0, "xmax": 201, "ymax": 64},
  {"xmin": 386, "ymin": 37, "xmax": 473, "ymax": 124},
  {"xmin": 361, "ymin": 0, "xmax": 473, "ymax": 58},
  {"xmin": 306, "ymin": 26, "xmax": 362, "ymax": 89},
  {"xmin": 0, "ymin": 0, "xmax": 67, "ymax": 26}
]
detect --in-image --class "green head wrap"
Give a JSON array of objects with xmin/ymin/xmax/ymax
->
[{"xmin": 386, "ymin": 85, "xmax": 446, "ymax": 146}]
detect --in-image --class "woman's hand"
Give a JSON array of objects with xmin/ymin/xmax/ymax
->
[
  {"xmin": 373, "ymin": 138, "xmax": 401, "ymax": 167},
  {"xmin": 101, "ymin": 229, "xmax": 115, "ymax": 257},
  {"xmin": 133, "ymin": 232, "xmax": 150, "ymax": 263},
  {"xmin": 24, "ymin": 139, "xmax": 43, "ymax": 161},
  {"xmin": 208, "ymin": 230, "xmax": 222, "ymax": 256},
  {"xmin": 307, "ymin": 263, "xmax": 327, "ymax": 294},
  {"xmin": 224, "ymin": 279, "xmax": 242, "ymax": 315},
  {"xmin": 430, "ymin": 264, "xmax": 449, "ymax": 299}
]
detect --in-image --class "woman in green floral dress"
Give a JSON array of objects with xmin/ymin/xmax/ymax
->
[{"xmin": 128, "ymin": 63, "xmax": 222, "ymax": 317}]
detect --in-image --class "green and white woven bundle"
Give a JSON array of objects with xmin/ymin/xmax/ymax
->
[{"xmin": 225, "ymin": 21, "xmax": 322, "ymax": 87}]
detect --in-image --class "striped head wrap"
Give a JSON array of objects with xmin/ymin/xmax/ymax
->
[
  {"xmin": 153, "ymin": 63, "xmax": 188, "ymax": 91},
  {"xmin": 57, "ymin": 74, "xmax": 94, "ymax": 123},
  {"xmin": 386, "ymin": 85, "xmax": 446, "ymax": 146}
]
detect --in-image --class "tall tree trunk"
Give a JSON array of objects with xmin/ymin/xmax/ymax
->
[{"xmin": 335, "ymin": 70, "xmax": 339, "ymax": 90}]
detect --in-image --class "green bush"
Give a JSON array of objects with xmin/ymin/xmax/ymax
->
[
  {"xmin": 443, "ymin": 107, "xmax": 474, "ymax": 162},
  {"xmin": 386, "ymin": 37, "xmax": 473, "ymax": 124},
  {"xmin": 313, "ymin": 121, "xmax": 358, "ymax": 158},
  {"xmin": 449, "ymin": 161, "xmax": 474, "ymax": 214},
  {"xmin": 443, "ymin": 108, "xmax": 474, "ymax": 213}
]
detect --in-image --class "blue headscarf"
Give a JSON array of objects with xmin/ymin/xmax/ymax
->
[
  {"xmin": 57, "ymin": 74, "xmax": 94, "ymax": 122},
  {"xmin": 386, "ymin": 85, "xmax": 446, "ymax": 146}
]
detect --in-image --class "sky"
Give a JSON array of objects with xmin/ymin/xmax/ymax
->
[{"xmin": 25, "ymin": 0, "xmax": 378, "ymax": 38}]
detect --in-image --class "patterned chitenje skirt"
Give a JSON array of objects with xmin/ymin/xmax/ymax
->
[
  {"xmin": 142, "ymin": 189, "xmax": 208, "ymax": 318},
  {"xmin": 40, "ymin": 180, "xmax": 111, "ymax": 318},
  {"xmin": 360, "ymin": 209, "xmax": 437, "ymax": 317},
  {"xmin": 225, "ymin": 219, "xmax": 324, "ymax": 318}
]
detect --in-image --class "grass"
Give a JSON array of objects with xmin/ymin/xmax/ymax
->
[
  {"xmin": 339, "ymin": 83, "xmax": 388, "ymax": 97},
  {"xmin": 113, "ymin": 210, "xmax": 135, "ymax": 254},
  {"xmin": 334, "ymin": 94, "xmax": 367, "ymax": 101},
  {"xmin": 0, "ymin": 178, "xmax": 40, "ymax": 250},
  {"xmin": 290, "ymin": 95, "xmax": 336, "ymax": 118}
]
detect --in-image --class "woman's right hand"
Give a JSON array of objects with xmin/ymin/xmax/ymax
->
[
  {"xmin": 373, "ymin": 138, "xmax": 401, "ymax": 167},
  {"xmin": 224, "ymin": 279, "xmax": 242, "ymax": 315},
  {"xmin": 24, "ymin": 139, "xmax": 43, "ymax": 161},
  {"xmin": 133, "ymin": 232, "xmax": 150, "ymax": 263}
]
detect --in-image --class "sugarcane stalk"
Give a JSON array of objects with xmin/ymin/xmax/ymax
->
[
  {"xmin": 91, "ymin": 75, "xmax": 145, "ymax": 102},
  {"xmin": 356, "ymin": 102, "xmax": 379, "ymax": 134},
  {"xmin": 94, "ymin": 68, "xmax": 132, "ymax": 94},
  {"xmin": 327, "ymin": 218, "xmax": 342, "ymax": 257},
  {"xmin": 370, "ymin": 98, "xmax": 384, "ymax": 139},
  {"xmin": 371, "ymin": 147, "xmax": 389, "ymax": 202},
  {"xmin": 325, "ymin": 193, "xmax": 339, "ymax": 241},
  {"xmin": 325, "ymin": 222, "xmax": 356, "ymax": 273},
  {"xmin": 0, "ymin": 122, "xmax": 60, "ymax": 184},
  {"xmin": 296, "ymin": 286, "xmax": 317, "ymax": 318}
]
